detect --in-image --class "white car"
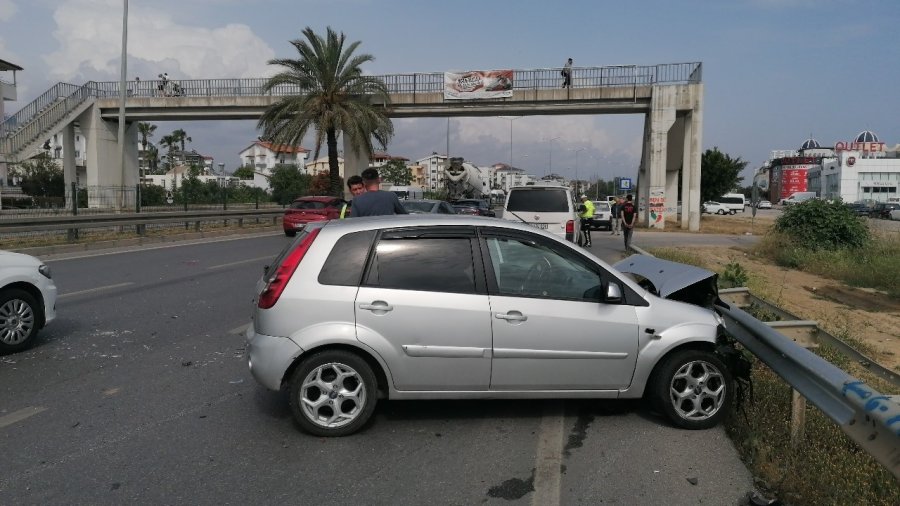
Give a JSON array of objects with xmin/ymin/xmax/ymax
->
[
  {"xmin": 890, "ymin": 208, "xmax": 900, "ymax": 221},
  {"xmin": 702, "ymin": 201, "xmax": 734, "ymax": 215},
  {"xmin": 502, "ymin": 184, "xmax": 580, "ymax": 244},
  {"xmin": 756, "ymin": 200, "xmax": 772, "ymax": 209},
  {"xmin": 0, "ymin": 251, "xmax": 57, "ymax": 354}
]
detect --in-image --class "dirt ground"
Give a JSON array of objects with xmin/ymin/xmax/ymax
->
[{"xmin": 652, "ymin": 212, "xmax": 900, "ymax": 372}]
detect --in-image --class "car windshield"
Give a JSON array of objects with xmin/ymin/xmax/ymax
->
[
  {"xmin": 507, "ymin": 188, "xmax": 569, "ymax": 212},
  {"xmin": 401, "ymin": 201, "xmax": 436, "ymax": 213},
  {"xmin": 594, "ymin": 202, "xmax": 611, "ymax": 212},
  {"xmin": 291, "ymin": 200, "xmax": 326, "ymax": 210}
]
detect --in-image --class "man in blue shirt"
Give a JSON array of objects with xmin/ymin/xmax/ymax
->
[{"xmin": 349, "ymin": 168, "xmax": 409, "ymax": 217}]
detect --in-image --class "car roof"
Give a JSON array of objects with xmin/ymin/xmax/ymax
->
[
  {"xmin": 402, "ymin": 199, "xmax": 442, "ymax": 204},
  {"xmin": 315, "ymin": 214, "xmax": 560, "ymax": 238},
  {"xmin": 293, "ymin": 196, "xmax": 339, "ymax": 202}
]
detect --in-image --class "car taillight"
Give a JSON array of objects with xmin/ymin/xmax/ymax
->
[
  {"xmin": 565, "ymin": 220, "xmax": 575, "ymax": 234},
  {"xmin": 257, "ymin": 228, "xmax": 320, "ymax": 309}
]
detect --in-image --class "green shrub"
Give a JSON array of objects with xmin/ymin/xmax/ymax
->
[
  {"xmin": 773, "ymin": 199, "xmax": 869, "ymax": 250},
  {"xmin": 720, "ymin": 261, "xmax": 749, "ymax": 288}
]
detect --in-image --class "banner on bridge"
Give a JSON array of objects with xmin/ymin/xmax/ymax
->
[{"xmin": 444, "ymin": 70, "xmax": 513, "ymax": 100}]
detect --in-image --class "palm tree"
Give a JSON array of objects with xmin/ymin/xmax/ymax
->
[
  {"xmin": 159, "ymin": 134, "xmax": 177, "ymax": 169},
  {"xmin": 138, "ymin": 122, "xmax": 157, "ymax": 150},
  {"xmin": 171, "ymin": 128, "xmax": 192, "ymax": 151},
  {"xmin": 257, "ymin": 26, "xmax": 393, "ymax": 197}
]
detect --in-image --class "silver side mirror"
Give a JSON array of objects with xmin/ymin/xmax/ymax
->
[{"xmin": 605, "ymin": 283, "xmax": 623, "ymax": 303}]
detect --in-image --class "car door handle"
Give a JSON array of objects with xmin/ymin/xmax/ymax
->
[
  {"xmin": 359, "ymin": 302, "xmax": 394, "ymax": 312},
  {"xmin": 495, "ymin": 312, "xmax": 527, "ymax": 322}
]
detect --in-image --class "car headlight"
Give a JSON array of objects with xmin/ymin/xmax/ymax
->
[{"xmin": 38, "ymin": 264, "xmax": 52, "ymax": 279}]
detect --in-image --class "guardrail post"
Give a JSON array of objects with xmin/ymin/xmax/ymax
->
[{"xmin": 135, "ymin": 184, "xmax": 145, "ymax": 236}]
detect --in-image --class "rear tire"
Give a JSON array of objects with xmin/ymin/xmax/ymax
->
[
  {"xmin": 288, "ymin": 350, "xmax": 378, "ymax": 437},
  {"xmin": 649, "ymin": 349, "xmax": 732, "ymax": 430},
  {"xmin": 0, "ymin": 289, "xmax": 41, "ymax": 354},
  {"xmin": 716, "ymin": 209, "xmax": 725, "ymax": 215}
]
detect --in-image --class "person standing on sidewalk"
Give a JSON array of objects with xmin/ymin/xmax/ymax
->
[
  {"xmin": 610, "ymin": 197, "xmax": 621, "ymax": 235},
  {"xmin": 620, "ymin": 194, "xmax": 636, "ymax": 251}
]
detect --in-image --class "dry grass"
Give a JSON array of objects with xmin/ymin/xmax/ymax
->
[{"xmin": 639, "ymin": 212, "xmax": 777, "ymax": 235}]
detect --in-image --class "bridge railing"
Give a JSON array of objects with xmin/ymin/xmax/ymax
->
[
  {"xmin": 2, "ymin": 62, "xmax": 701, "ymax": 156},
  {"xmin": 103, "ymin": 62, "xmax": 703, "ymax": 99}
]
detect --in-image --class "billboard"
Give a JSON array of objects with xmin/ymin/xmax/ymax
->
[
  {"xmin": 444, "ymin": 70, "xmax": 513, "ymax": 100},
  {"xmin": 780, "ymin": 164, "xmax": 809, "ymax": 199}
]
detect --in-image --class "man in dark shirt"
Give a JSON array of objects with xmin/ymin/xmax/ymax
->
[
  {"xmin": 619, "ymin": 194, "xmax": 636, "ymax": 252},
  {"xmin": 349, "ymin": 168, "xmax": 409, "ymax": 217}
]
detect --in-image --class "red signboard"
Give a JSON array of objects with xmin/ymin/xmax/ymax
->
[{"xmin": 780, "ymin": 165, "xmax": 808, "ymax": 199}]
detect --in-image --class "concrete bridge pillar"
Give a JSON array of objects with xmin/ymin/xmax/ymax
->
[
  {"xmin": 78, "ymin": 104, "xmax": 139, "ymax": 208},
  {"xmin": 641, "ymin": 86, "xmax": 677, "ymax": 229},
  {"xmin": 683, "ymin": 92, "xmax": 703, "ymax": 231},
  {"xmin": 342, "ymin": 136, "xmax": 367, "ymax": 197},
  {"xmin": 62, "ymin": 123, "xmax": 76, "ymax": 208}
]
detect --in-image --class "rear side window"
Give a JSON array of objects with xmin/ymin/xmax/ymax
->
[
  {"xmin": 365, "ymin": 237, "xmax": 477, "ymax": 293},
  {"xmin": 318, "ymin": 230, "xmax": 377, "ymax": 286},
  {"xmin": 291, "ymin": 200, "xmax": 325, "ymax": 210},
  {"xmin": 507, "ymin": 189, "xmax": 570, "ymax": 212}
]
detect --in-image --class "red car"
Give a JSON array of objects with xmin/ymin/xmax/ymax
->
[{"xmin": 283, "ymin": 196, "xmax": 347, "ymax": 236}]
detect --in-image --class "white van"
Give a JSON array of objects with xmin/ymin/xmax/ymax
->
[
  {"xmin": 503, "ymin": 184, "xmax": 580, "ymax": 244},
  {"xmin": 780, "ymin": 192, "xmax": 816, "ymax": 206},
  {"xmin": 718, "ymin": 193, "xmax": 746, "ymax": 213}
]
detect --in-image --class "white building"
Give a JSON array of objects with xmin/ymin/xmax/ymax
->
[
  {"xmin": 758, "ymin": 131, "xmax": 899, "ymax": 204},
  {"xmin": 491, "ymin": 163, "xmax": 538, "ymax": 192},
  {"xmin": 416, "ymin": 152, "xmax": 448, "ymax": 190},
  {"xmin": 237, "ymin": 141, "xmax": 309, "ymax": 192},
  {"xmin": 144, "ymin": 165, "xmax": 235, "ymax": 190}
]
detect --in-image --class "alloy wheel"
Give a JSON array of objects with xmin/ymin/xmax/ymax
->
[
  {"xmin": 299, "ymin": 362, "xmax": 367, "ymax": 429},
  {"xmin": 668, "ymin": 360, "xmax": 726, "ymax": 421},
  {"xmin": 0, "ymin": 298, "xmax": 35, "ymax": 345}
]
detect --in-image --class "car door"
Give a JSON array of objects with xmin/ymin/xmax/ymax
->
[
  {"xmin": 481, "ymin": 229, "xmax": 640, "ymax": 390},
  {"xmin": 355, "ymin": 226, "xmax": 493, "ymax": 391}
]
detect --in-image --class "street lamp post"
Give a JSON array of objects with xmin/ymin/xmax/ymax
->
[
  {"xmin": 498, "ymin": 116, "xmax": 522, "ymax": 168},
  {"xmin": 574, "ymin": 148, "xmax": 585, "ymax": 193},
  {"xmin": 548, "ymin": 136, "xmax": 561, "ymax": 176},
  {"xmin": 118, "ymin": 0, "xmax": 129, "ymax": 209}
]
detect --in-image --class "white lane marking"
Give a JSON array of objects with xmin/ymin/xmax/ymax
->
[
  {"xmin": 228, "ymin": 323, "xmax": 250, "ymax": 335},
  {"xmin": 531, "ymin": 401, "xmax": 564, "ymax": 506},
  {"xmin": 207, "ymin": 255, "xmax": 272, "ymax": 270},
  {"xmin": 0, "ymin": 406, "xmax": 48, "ymax": 429},
  {"xmin": 58, "ymin": 282, "xmax": 134, "ymax": 299}
]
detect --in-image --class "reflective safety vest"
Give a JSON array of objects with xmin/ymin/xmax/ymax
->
[{"xmin": 580, "ymin": 199, "xmax": 595, "ymax": 219}]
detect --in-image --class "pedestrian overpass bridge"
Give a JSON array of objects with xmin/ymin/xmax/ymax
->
[{"xmin": 1, "ymin": 63, "xmax": 704, "ymax": 229}]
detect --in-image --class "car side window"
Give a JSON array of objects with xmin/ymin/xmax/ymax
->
[
  {"xmin": 318, "ymin": 230, "xmax": 377, "ymax": 286},
  {"xmin": 365, "ymin": 236, "xmax": 478, "ymax": 294},
  {"xmin": 483, "ymin": 234, "xmax": 606, "ymax": 301}
]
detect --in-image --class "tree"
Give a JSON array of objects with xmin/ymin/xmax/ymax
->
[
  {"xmin": 171, "ymin": 128, "xmax": 192, "ymax": 151},
  {"xmin": 380, "ymin": 159, "xmax": 412, "ymax": 185},
  {"xmin": 700, "ymin": 147, "xmax": 746, "ymax": 203},
  {"xmin": 232, "ymin": 165, "xmax": 256, "ymax": 180},
  {"xmin": 138, "ymin": 122, "xmax": 157, "ymax": 150},
  {"xmin": 159, "ymin": 134, "xmax": 177, "ymax": 168},
  {"xmin": 269, "ymin": 165, "xmax": 311, "ymax": 204},
  {"xmin": 309, "ymin": 171, "xmax": 331, "ymax": 195},
  {"xmin": 257, "ymin": 26, "xmax": 394, "ymax": 197},
  {"xmin": 12, "ymin": 153, "xmax": 64, "ymax": 198}
]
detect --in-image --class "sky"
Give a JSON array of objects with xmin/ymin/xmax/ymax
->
[{"xmin": 1, "ymin": 0, "xmax": 898, "ymax": 184}]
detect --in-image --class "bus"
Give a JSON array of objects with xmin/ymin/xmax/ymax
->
[{"xmin": 718, "ymin": 193, "xmax": 746, "ymax": 213}]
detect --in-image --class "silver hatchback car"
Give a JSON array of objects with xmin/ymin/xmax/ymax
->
[{"xmin": 246, "ymin": 215, "xmax": 747, "ymax": 436}]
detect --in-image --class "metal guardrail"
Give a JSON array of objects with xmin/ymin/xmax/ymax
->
[
  {"xmin": 0, "ymin": 209, "xmax": 282, "ymax": 235},
  {"xmin": 718, "ymin": 302, "xmax": 900, "ymax": 479},
  {"xmin": 627, "ymin": 245, "xmax": 900, "ymax": 478}
]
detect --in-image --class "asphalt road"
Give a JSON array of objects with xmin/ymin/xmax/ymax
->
[{"xmin": 0, "ymin": 232, "xmax": 754, "ymax": 505}]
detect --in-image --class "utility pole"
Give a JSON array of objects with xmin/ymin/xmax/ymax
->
[{"xmin": 117, "ymin": 0, "xmax": 129, "ymax": 209}]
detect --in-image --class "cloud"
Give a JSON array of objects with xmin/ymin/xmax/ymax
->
[
  {"xmin": 0, "ymin": 0, "xmax": 16, "ymax": 22},
  {"xmin": 42, "ymin": 0, "xmax": 275, "ymax": 81}
]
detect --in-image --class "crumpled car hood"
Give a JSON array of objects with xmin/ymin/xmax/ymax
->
[{"xmin": 613, "ymin": 254, "xmax": 725, "ymax": 309}]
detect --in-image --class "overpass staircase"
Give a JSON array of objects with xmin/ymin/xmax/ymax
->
[{"xmin": 0, "ymin": 81, "xmax": 114, "ymax": 163}]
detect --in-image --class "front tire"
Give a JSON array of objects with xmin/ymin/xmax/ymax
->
[
  {"xmin": 649, "ymin": 350, "xmax": 732, "ymax": 430},
  {"xmin": 288, "ymin": 350, "xmax": 378, "ymax": 437},
  {"xmin": 0, "ymin": 289, "xmax": 40, "ymax": 354}
]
